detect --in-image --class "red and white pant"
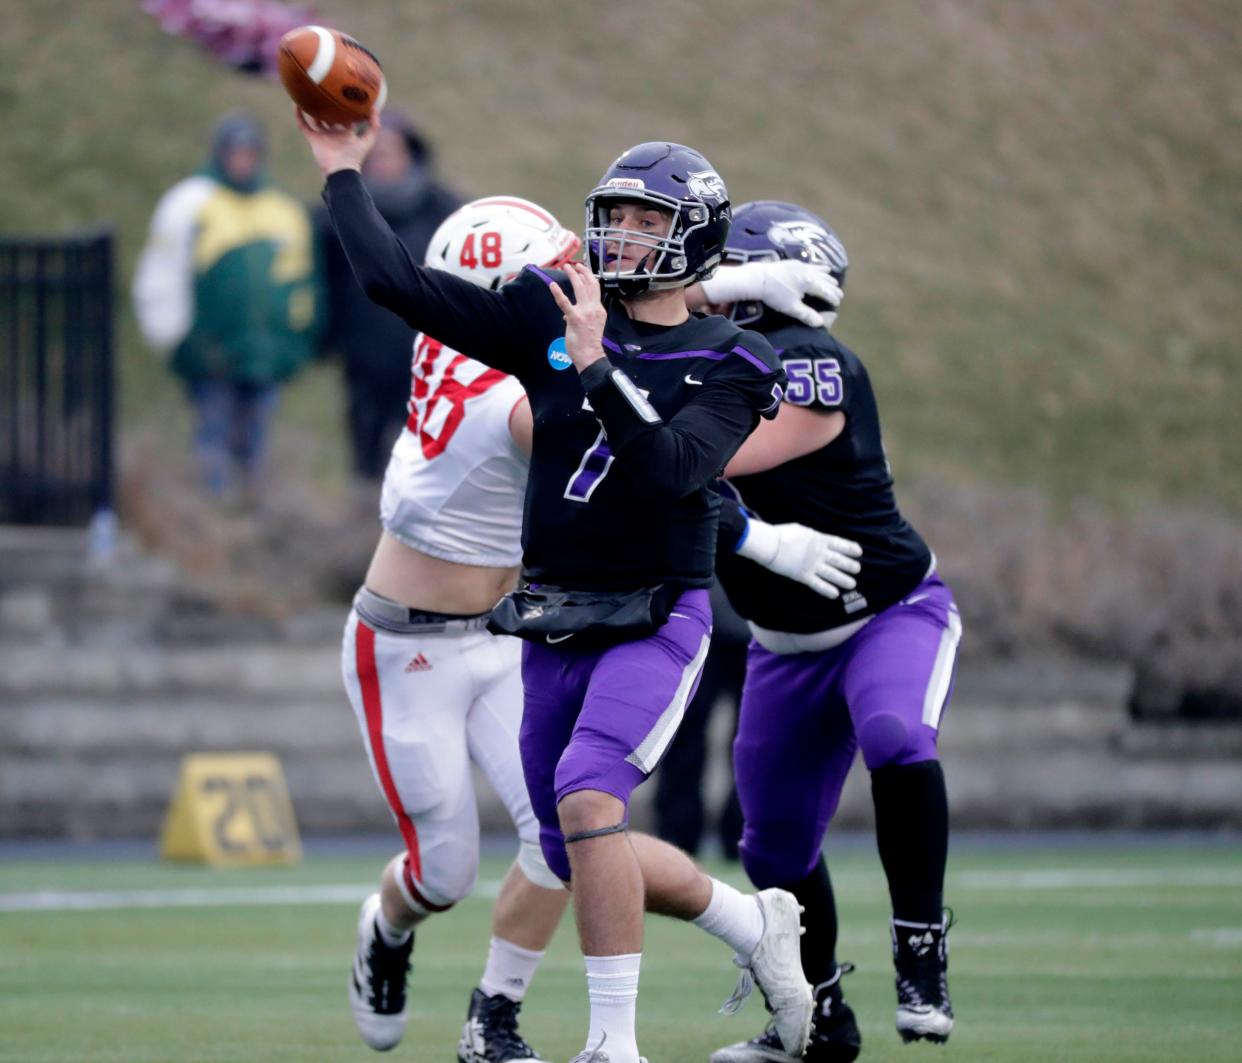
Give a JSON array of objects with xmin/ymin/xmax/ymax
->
[{"xmin": 341, "ymin": 608, "xmax": 559, "ymax": 911}]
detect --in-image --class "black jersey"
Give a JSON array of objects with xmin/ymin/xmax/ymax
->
[
  {"xmin": 325, "ymin": 171, "xmax": 785, "ymax": 592},
  {"xmin": 716, "ymin": 319, "xmax": 932, "ymax": 633}
]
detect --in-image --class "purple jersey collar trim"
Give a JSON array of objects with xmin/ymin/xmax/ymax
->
[
  {"xmin": 636, "ymin": 345, "xmax": 770, "ymax": 373},
  {"xmin": 524, "ymin": 264, "xmax": 557, "ymax": 285}
]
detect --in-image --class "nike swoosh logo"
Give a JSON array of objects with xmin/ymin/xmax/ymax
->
[
  {"xmin": 546, "ymin": 632, "xmax": 575, "ymax": 644},
  {"xmin": 685, "ymin": 374, "xmax": 704, "ymax": 386},
  {"xmin": 904, "ymin": 593, "xmax": 930, "ymax": 605}
]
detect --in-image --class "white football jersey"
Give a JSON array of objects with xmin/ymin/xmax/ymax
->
[{"xmin": 380, "ymin": 334, "xmax": 528, "ymax": 567}]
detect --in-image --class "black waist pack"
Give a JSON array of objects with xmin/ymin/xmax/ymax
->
[{"xmin": 487, "ymin": 583, "xmax": 682, "ymax": 648}]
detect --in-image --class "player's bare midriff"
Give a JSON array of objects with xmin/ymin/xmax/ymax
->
[{"xmin": 364, "ymin": 529, "xmax": 520, "ymax": 615}]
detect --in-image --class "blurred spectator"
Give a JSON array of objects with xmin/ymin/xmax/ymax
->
[
  {"xmin": 318, "ymin": 109, "xmax": 461, "ymax": 483},
  {"xmin": 653, "ymin": 581, "xmax": 747, "ymax": 858},
  {"xmin": 133, "ymin": 111, "xmax": 321, "ymax": 502}
]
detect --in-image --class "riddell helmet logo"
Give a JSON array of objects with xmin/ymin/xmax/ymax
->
[
  {"xmin": 767, "ymin": 221, "xmax": 848, "ymax": 272},
  {"xmin": 686, "ymin": 169, "xmax": 726, "ymax": 202},
  {"xmin": 607, "ymin": 178, "xmax": 645, "ymax": 190}
]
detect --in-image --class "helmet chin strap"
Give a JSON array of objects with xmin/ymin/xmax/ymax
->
[
  {"xmin": 632, "ymin": 248, "xmax": 660, "ymax": 281},
  {"xmin": 598, "ymin": 244, "xmax": 656, "ymax": 295},
  {"xmin": 615, "ymin": 229, "xmax": 662, "ymax": 280}
]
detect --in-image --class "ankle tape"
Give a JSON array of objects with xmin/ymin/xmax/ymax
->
[
  {"xmin": 388, "ymin": 853, "xmax": 455, "ymax": 916},
  {"xmin": 564, "ymin": 820, "xmax": 628, "ymax": 844}
]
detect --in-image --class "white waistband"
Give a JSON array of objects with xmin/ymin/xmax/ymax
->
[
  {"xmin": 748, "ymin": 556, "xmax": 937, "ymax": 655},
  {"xmin": 748, "ymin": 615, "xmax": 873, "ymax": 655}
]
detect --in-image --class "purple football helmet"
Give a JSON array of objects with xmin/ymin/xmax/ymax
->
[
  {"xmin": 584, "ymin": 142, "xmax": 732, "ymax": 296},
  {"xmin": 723, "ymin": 201, "xmax": 849, "ymax": 326}
]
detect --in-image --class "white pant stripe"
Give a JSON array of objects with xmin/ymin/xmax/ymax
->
[
  {"xmin": 921, "ymin": 606, "xmax": 962, "ymax": 731},
  {"xmin": 626, "ymin": 632, "xmax": 711, "ymax": 774}
]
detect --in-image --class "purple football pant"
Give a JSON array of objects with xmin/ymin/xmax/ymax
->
[
  {"xmin": 735, "ymin": 574, "xmax": 961, "ymax": 888},
  {"xmin": 518, "ymin": 589, "xmax": 712, "ymax": 882}
]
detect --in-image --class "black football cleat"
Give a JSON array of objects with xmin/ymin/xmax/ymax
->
[
  {"xmin": 458, "ymin": 987, "xmax": 542, "ymax": 1063},
  {"xmin": 892, "ymin": 911, "xmax": 955, "ymax": 1044}
]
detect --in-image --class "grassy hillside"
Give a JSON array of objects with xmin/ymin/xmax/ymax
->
[{"xmin": 3, "ymin": 0, "xmax": 1239, "ymax": 514}]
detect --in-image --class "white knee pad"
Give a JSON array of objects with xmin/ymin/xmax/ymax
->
[{"xmin": 517, "ymin": 838, "xmax": 566, "ymax": 890}]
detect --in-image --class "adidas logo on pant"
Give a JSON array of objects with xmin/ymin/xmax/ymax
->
[{"xmin": 405, "ymin": 653, "xmax": 432, "ymax": 673}]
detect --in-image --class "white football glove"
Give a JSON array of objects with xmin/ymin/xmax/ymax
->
[
  {"xmin": 737, "ymin": 518, "xmax": 862, "ymax": 599},
  {"xmin": 699, "ymin": 260, "xmax": 843, "ymax": 329}
]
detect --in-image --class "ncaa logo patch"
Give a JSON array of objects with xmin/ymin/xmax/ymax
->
[{"xmin": 547, "ymin": 336, "xmax": 572, "ymax": 371}]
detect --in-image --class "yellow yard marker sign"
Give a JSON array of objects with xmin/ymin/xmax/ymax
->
[{"xmin": 160, "ymin": 753, "xmax": 302, "ymax": 866}]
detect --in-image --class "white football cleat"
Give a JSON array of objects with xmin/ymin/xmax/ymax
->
[
  {"xmin": 712, "ymin": 963, "xmax": 862, "ymax": 1063},
  {"xmin": 565, "ymin": 1054, "xmax": 649, "ymax": 1063},
  {"xmin": 565, "ymin": 1031, "xmax": 647, "ymax": 1063},
  {"xmin": 348, "ymin": 893, "xmax": 414, "ymax": 1051},
  {"xmin": 719, "ymin": 889, "xmax": 814, "ymax": 1057}
]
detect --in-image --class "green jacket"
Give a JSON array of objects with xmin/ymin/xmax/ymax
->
[{"xmin": 134, "ymin": 174, "xmax": 323, "ymax": 385}]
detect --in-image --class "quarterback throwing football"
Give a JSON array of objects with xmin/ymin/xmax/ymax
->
[{"xmin": 313, "ymin": 112, "xmax": 862, "ymax": 1063}]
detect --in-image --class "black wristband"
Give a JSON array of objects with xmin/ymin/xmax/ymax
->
[{"xmin": 577, "ymin": 356, "xmax": 613, "ymax": 392}]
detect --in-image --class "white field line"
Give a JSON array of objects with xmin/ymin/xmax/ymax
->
[
  {"xmin": 957, "ymin": 868, "xmax": 1242, "ymax": 890},
  {"xmin": 963, "ymin": 963, "xmax": 1241, "ymax": 981},
  {"xmin": 0, "ymin": 878, "xmax": 502, "ymax": 913},
  {"xmin": 1190, "ymin": 927, "xmax": 1242, "ymax": 946},
  {"xmin": 4, "ymin": 868, "xmax": 1239, "ymax": 913}
]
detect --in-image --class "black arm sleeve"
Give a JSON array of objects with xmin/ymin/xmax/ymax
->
[
  {"xmin": 323, "ymin": 170, "xmax": 531, "ymax": 374},
  {"xmin": 312, "ymin": 208, "xmax": 341, "ymax": 355},
  {"xmin": 582, "ymin": 362, "xmax": 763, "ymax": 502}
]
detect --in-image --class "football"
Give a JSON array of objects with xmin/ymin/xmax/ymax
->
[{"xmin": 277, "ymin": 25, "xmax": 386, "ymax": 128}]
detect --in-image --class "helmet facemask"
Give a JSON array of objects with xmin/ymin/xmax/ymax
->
[
  {"xmin": 585, "ymin": 192, "xmax": 714, "ymax": 296},
  {"xmin": 717, "ymin": 246, "xmax": 781, "ymax": 325}
]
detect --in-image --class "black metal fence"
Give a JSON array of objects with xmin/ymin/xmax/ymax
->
[{"xmin": 0, "ymin": 229, "xmax": 114, "ymax": 526}]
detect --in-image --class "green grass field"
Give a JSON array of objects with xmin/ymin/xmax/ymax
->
[{"xmin": 2, "ymin": 842, "xmax": 1240, "ymax": 1063}]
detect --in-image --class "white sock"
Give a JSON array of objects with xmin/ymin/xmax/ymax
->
[
  {"xmin": 691, "ymin": 878, "xmax": 765, "ymax": 959},
  {"xmin": 583, "ymin": 953, "xmax": 642, "ymax": 1063},
  {"xmin": 375, "ymin": 906, "xmax": 412, "ymax": 948},
  {"xmin": 479, "ymin": 936, "xmax": 545, "ymax": 1002}
]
